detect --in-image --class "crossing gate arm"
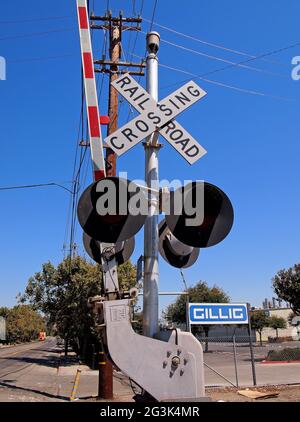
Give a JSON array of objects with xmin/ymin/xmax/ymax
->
[
  {"xmin": 76, "ymin": 0, "xmax": 106, "ymax": 181},
  {"xmin": 76, "ymin": 0, "xmax": 119, "ymax": 293}
]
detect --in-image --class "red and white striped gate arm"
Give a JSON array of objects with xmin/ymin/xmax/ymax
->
[{"xmin": 76, "ymin": 0, "xmax": 106, "ymax": 181}]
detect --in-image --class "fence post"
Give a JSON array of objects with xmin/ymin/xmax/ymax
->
[
  {"xmin": 247, "ymin": 303, "xmax": 257, "ymax": 386},
  {"xmin": 186, "ymin": 295, "xmax": 191, "ymax": 332},
  {"xmin": 232, "ymin": 334, "xmax": 239, "ymax": 388}
]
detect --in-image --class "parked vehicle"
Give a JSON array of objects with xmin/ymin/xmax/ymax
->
[{"xmin": 38, "ymin": 332, "xmax": 46, "ymax": 341}]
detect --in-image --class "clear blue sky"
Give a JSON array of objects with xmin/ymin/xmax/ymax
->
[{"xmin": 1, "ymin": 0, "xmax": 300, "ymax": 313}]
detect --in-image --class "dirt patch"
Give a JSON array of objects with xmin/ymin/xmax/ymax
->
[{"xmin": 207, "ymin": 384, "xmax": 300, "ymax": 402}]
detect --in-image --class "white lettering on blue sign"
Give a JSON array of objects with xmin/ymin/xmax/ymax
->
[{"xmin": 189, "ymin": 303, "xmax": 248, "ymax": 325}]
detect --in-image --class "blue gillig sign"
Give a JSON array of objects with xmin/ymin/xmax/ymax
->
[{"xmin": 189, "ymin": 303, "xmax": 248, "ymax": 325}]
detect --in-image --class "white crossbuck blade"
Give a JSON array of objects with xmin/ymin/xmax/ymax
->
[{"xmin": 104, "ymin": 73, "xmax": 207, "ymax": 165}]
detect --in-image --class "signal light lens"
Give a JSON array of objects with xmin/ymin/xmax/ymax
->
[
  {"xmin": 77, "ymin": 177, "xmax": 147, "ymax": 243},
  {"xmin": 83, "ymin": 232, "xmax": 135, "ymax": 265},
  {"xmin": 165, "ymin": 182, "xmax": 234, "ymax": 248}
]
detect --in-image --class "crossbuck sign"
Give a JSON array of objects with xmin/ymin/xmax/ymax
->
[{"xmin": 105, "ymin": 73, "xmax": 207, "ymax": 165}]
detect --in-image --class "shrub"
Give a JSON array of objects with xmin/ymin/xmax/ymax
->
[{"xmin": 266, "ymin": 347, "xmax": 300, "ymax": 361}]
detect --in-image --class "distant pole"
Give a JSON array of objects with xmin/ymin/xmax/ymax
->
[
  {"xmin": 247, "ymin": 303, "xmax": 257, "ymax": 386},
  {"xmin": 180, "ymin": 270, "xmax": 191, "ymax": 332},
  {"xmin": 232, "ymin": 334, "xmax": 239, "ymax": 388},
  {"xmin": 143, "ymin": 32, "xmax": 161, "ymax": 338}
]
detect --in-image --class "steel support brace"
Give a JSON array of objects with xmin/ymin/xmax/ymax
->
[{"xmin": 102, "ymin": 299, "xmax": 205, "ymax": 401}]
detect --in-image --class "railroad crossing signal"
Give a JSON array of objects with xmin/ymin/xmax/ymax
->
[{"xmin": 105, "ymin": 73, "xmax": 207, "ymax": 164}]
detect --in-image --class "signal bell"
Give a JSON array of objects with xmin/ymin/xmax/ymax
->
[
  {"xmin": 165, "ymin": 181, "xmax": 234, "ymax": 248},
  {"xmin": 158, "ymin": 220, "xmax": 200, "ymax": 268},
  {"xmin": 77, "ymin": 177, "xmax": 147, "ymax": 243},
  {"xmin": 83, "ymin": 232, "xmax": 135, "ymax": 265}
]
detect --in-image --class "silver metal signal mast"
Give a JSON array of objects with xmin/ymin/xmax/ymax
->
[{"xmin": 143, "ymin": 32, "xmax": 161, "ymax": 338}]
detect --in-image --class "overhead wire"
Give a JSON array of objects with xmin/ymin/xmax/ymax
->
[
  {"xmin": 0, "ymin": 182, "xmax": 75, "ymax": 193},
  {"xmin": 0, "ymin": 15, "xmax": 72, "ymax": 24},
  {"xmin": 149, "ymin": 0, "xmax": 158, "ymax": 32},
  {"xmin": 128, "ymin": 52, "xmax": 298, "ymax": 102},
  {"xmin": 158, "ymin": 61, "xmax": 298, "ymax": 102},
  {"xmin": 161, "ymin": 38, "xmax": 300, "ymax": 90},
  {"xmin": 64, "ymin": 63, "xmax": 86, "ymax": 259},
  {"xmin": 140, "ymin": 31, "xmax": 289, "ymax": 80},
  {"xmin": 0, "ymin": 28, "xmax": 74, "ymax": 42},
  {"xmin": 142, "ymin": 18, "xmax": 287, "ymax": 67},
  {"xmin": 122, "ymin": 0, "xmax": 145, "ymax": 123}
]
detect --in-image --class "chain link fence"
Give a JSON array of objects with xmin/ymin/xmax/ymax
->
[
  {"xmin": 265, "ymin": 346, "xmax": 300, "ymax": 362},
  {"xmin": 194, "ymin": 330, "xmax": 300, "ymax": 387},
  {"xmin": 195, "ymin": 333, "xmax": 256, "ymax": 388}
]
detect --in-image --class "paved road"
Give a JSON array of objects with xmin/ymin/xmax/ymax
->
[
  {"xmin": 0, "ymin": 338, "xmax": 299, "ymax": 400},
  {"xmin": 0, "ymin": 339, "xmax": 133, "ymax": 402},
  {"xmin": 0, "ymin": 338, "xmax": 65, "ymax": 401},
  {"xmin": 200, "ymin": 341, "xmax": 300, "ymax": 387},
  {"xmin": 0, "ymin": 338, "xmax": 58, "ymax": 381}
]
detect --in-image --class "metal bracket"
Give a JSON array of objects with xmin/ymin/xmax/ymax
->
[
  {"xmin": 101, "ymin": 299, "xmax": 206, "ymax": 401},
  {"xmin": 100, "ymin": 243, "xmax": 120, "ymax": 297}
]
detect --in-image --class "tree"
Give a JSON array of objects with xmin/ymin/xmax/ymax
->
[
  {"xmin": 268, "ymin": 316, "xmax": 287, "ymax": 339},
  {"xmin": 164, "ymin": 281, "xmax": 230, "ymax": 352},
  {"xmin": 0, "ymin": 307, "xmax": 10, "ymax": 318},
  {"xmin": 6, "ymin": 305, "xmax": 45, "ymax": 343},
  {"xmin": 20, "ymin": 255, "xmax": 137, "ymax": 361},
  {"xmin": 272, "ymin": 264, "xmax": 300, "ymax": 315},
  {"xmin": 250, "ymin": 310, "xmax": 269, "ymax": 346}
]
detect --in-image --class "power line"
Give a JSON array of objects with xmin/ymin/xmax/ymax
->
[
  {"xmin": 159, "ymin": 61, "xmax": 297, "ymax": 102},
  {"xmin": 149, "ymin": 0, "xmax": 158, "ymax": 32},
  {"xmin": 63, "ymin": 64, "xmax": 86, "ymax": 258},
  {"xmin": 161, "ymin": 39, "xmax": 300, "ymax": 90},
  {"xmin": 0, "ymin": 15, "xmax": 72, "ymax": 24},
  {"xmin": 142, "ymin": 18, "xmax": 287, "ymax": 67},
  {"xmin": 129, "ymin": 52, "xmax": 297, "ymax": 101},
  {"xmin": 0, "ymin": 182, "xmax": 75, "ymax": 194},
  {"xmin": 0, "ymin": 28, "xmax": 74, "ymax": 42},
  {"xmin": 8, "ymin": 53, "xmax": 76, "ymax": 64},
  {"xmin": 132, "ymin": 0, "xmax": 137, "ymax": 16},
  {"xmin": 140, "ymin": 31, "xmax": 289, "ymax": 80}
]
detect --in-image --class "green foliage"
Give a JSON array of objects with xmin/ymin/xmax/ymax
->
[
  {"xmin": 6, "ymin": 305, "xmax": 45, "ymax": 343},
  {"xmin": 164, "ymin": 281, "xmax": 230, "ymax": 352},
  {"xmin": 268, "ymin": 316, "xmax": 287, "ymax": 330},
  {"xmin": 132, "ymin": 311, "xmax": 143, "ymax": 335},
  {"xmin": 118, "ymin": 261, "xmax": 138, "ymax": 292},
  {"xmin": 266, "ymin": 348, "xmax": 300, "ymax": 362},
  {"xmin": 272, "ymin": 264, "xmax": 300, "ymax": 315},
  {"xmin": 268, "ymin": 315, "xmax": 287, "ymax": 338},
  {"xmin": 250, "ymin": 310, "xmax": 269, "ymax": 345},
  {"xmin": 250, "ymin": 310, "xmax": 269, "ymax": 332},
  {"xmin": 0, "ymin": 307, "xmax": 10, "ymax": 318},
  {"xmin": 20, "ymin": 255, "xmax": 137, "ymax": 359},
  {"xmin": 164, "ymin": 281, "xmax": 230, "ymax": 325}
]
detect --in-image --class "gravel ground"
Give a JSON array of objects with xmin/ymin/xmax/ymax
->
[{"xmin": 206, "ymin": 384, "xmax": 300, "ymax": 402}]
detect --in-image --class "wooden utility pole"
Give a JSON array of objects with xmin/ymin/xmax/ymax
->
[
  {"xmin": 106, "ymin": 24, "xmax": 120, "ymax": 176},
  {"xmin": 90, "ymin": 10, "xmax": 144, "ymax": 399},
  {"xmin": 91, "ymin": 11, "xmax": 145, "ymax": 176}
]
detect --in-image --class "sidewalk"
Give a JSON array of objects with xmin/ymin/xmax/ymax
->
[
  {"xmin": 0, "ymin": 346, "xmax": 134, "ymax": 402},
  {"xmin": 57, "ymin": 357, "xmax": 134, "ymax": 402}
]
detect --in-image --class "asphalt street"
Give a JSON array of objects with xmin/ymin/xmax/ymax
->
[
  {"xmin": 201, "ymin": 341, "xmax": 300, "ymax": 387},
  {"xmin": 0, "ymin": 338, "xmax": 299, "ymax": 401},
  {"xmin": 0, "ymin": 338, "xmax": 133, "ymax": 402},
  {"xmin": 0, "ymin": 338, "xmax": 58, "ymax": 381}
]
